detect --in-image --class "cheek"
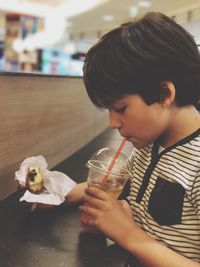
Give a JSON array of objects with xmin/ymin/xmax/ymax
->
[
  {"xmin": 133, "ymin": 112, "xmax": 156, "ymax": 127},
  {"xmin": 139, "ymin": 111, "xmax": 168, "ymax": 138},
  {"xmin": 129, "ymin": 113, "xmax": 160, "ymax": 137}
]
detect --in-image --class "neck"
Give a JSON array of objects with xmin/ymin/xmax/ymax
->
[{"xmin": 160, "ymin": 105, "xmax": 200, "ymax": 148}]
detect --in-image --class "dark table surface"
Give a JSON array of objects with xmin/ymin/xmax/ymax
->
[
  {"xmin": 0, "ymin": 191, "xmax": 128, "ymax": 267},
  {"xmin": 0, "ymin": 129, "xmax": 132, "ymax": 267}
]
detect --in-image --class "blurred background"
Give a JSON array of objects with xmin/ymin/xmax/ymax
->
[{"xmin": 0, "ymin": 0, "xmax": 200, "ymax": 76}]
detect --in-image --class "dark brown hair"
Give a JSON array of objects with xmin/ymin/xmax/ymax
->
[{"xmin": 83, "ymin": 12, "xmax": 200, "ymax": 108}]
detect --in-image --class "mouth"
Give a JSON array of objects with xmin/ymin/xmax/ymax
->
[
  {"xmin": 120, "ymin": 135, "xmax": 129, "ymax": 141},
  {"xmin": 124, "ymin": 136, "xmax": 131, "ymax": 141},
  {"xmin": 122, "ymin": 137, "xmax": 133, "ymax": 145},
  {"xmin": 119, "ymin": 133, "xmax": 133, "ymax": 143}
]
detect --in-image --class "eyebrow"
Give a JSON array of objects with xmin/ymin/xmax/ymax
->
[{"xmin": 112, "ymin": 99, "xmax": 127, "ymax": 107}]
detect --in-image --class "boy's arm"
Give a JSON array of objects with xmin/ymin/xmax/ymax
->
[
  {"xmin": 65, "ymin": 182, "xmax": 87, "ymax": 204},
  {"xmin": 123, "ymin": 225, "xmax": 200, "ymax": 267},
  {"xmin": 79, "ymin": 187, "xmax": 200, "ymax": 267}
]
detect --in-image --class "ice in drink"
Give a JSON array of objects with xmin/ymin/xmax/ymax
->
[
  {"xmin": 88, "ymin": 179, "xmax": 124, "ymax": 199},
  {"xmin": 80, "ymin": 147, "xmax": 131, "ymax": 232}
]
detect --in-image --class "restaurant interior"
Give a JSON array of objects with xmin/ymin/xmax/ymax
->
[{"xmin": 0, "ymin": 1, "xmax": 200, "ymax": 267}]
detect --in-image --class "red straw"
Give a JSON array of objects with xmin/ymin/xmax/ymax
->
[{"xmin": 102, "ymin": 138, "xmax": 126, "ymax": 183}]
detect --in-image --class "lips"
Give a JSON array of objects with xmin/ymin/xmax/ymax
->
[
  {"xmin": 119, "ymin": 133, "xmax": 132, "ymax": 142},
  {"xmin": 120, "ymin": 135, "xmax": 128, "ymax": 140},
  {"xmin": 121, "ymin": 136, "xmax": 132, "ymax": 143}
]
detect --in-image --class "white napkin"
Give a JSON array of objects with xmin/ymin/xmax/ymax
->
[{"xmin": 15, "ymin": 155, "xmax": 77, "ymax": 205}]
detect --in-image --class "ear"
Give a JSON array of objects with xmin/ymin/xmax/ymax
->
[{"xmin": 160, "ymin": 81, "xmax": 175, "ymax": 107}]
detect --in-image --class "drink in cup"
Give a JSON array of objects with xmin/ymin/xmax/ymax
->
[
  {"xmin": 81, "ymin": 147, "xmax": 131, "ymax": 232},
  {"xmin": 87, "ymin": 160, "xmax": 130, "ymax": 199}
]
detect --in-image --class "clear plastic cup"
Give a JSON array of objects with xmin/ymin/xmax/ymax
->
[
  {"xmin": 87, "ymin": 160, "xmax": 130, "ymax": 199},
  {"xmin": 81, "ymin": 147, "xmax": 131, "ymax": 231},
  {"xmin": 88, "ymin": 147, "xmax": 128, "ymax": 168}
]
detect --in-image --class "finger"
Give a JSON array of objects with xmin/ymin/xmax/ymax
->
[
  {"xmin": 80, "ymin": 211, "xmax": 95, "ymax": 226},
  {"xmin": 18, "ymin": 183, "xmax": 26, "ymax": 190},
  {"xmin": 81, "ymin": 194, "xmax": 105, "ymax": 209},
  {"xmin": 79, "ymin": 204, "xmax": 100, "ymax": 218},
  {"xmin": 80, "ymin": 217, "xmax": 98, "ymax": 228},
  {"xmin": 85, "ymin": 186, "xmax": 109, "ymax": 200}
]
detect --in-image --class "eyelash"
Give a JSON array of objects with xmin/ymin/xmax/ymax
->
[{"xmin": 115, "ymin": 107, "xmax": 126, "ymax": 113}]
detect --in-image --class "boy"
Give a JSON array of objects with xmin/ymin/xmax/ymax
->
[{"xmin": 74, "ymin": 12, "xmax": 200, "ymax": 267}]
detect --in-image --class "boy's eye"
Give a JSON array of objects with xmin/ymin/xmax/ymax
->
[{"xmin": 115, "ymin": 106, "xmax": 126, "ymax": 113}]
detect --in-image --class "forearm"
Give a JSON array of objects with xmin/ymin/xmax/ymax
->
[
  {"xmin": 65, "ymin": 182, "xmax": 87, "ymax": 204},
  {"xmin": 79, "ymin": 186, "xmax": 199, "ymax": 267},
  {"xmin": 123, "ymin": 227, "xmax": 200, "ymax": 267}
]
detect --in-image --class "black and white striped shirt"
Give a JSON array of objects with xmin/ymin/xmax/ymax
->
[{"xmin": 126, "ymin": 128, "xmax": 200, "ymax": 262}]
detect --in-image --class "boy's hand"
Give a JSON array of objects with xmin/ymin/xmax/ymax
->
[{"xmin": 79, "ymin": 187, "xmax": 136, "ymax": 244}]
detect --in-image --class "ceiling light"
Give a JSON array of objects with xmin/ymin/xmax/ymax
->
[
  {"xmin": 129, "ymin": 5, "xmax": 138, "ymax": 17},
  {"xmin": 102, "ymin": 15, "xmax": 114, "ymax": 21},
  {"xmin": 138, "ymin": 1, "xmax": 152, "ymax": 8}
]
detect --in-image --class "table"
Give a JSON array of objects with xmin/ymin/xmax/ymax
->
[{"xmin": 0, "ymin": 190, "xmax": 128, "ymax": 267}]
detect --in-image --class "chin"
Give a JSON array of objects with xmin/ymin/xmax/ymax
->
[
  {"xmin": 130, "ymin": 139, "xmax": 150, "ymax": 149},
  {"xmin": 133, "ymin": 143, "xmax": 145, "ymax": 149}
]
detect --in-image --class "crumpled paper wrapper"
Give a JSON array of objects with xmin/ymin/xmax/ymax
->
[{"xmin": 15, "ymin": 155, "xmax": 76, "ymax": 205}]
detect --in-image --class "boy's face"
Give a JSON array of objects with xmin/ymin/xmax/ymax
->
[{"xmin": 108, "ymin": 94, "xmax": 170, "ymax": 149}]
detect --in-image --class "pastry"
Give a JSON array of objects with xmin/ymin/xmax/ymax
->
[{"xmin": 26, "ymin": 166, "xmax": 43, "ymax": 194}]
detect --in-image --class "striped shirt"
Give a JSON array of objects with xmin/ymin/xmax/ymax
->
[{"xmin": 126, "ymin": 128, "xmax": 200, "ymax": 262}]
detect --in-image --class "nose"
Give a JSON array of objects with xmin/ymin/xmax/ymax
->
[{"xmin": 109, "ymin": 110, "xmax": 122, "ymax": 129}]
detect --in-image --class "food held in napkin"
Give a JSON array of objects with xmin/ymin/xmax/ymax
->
[{"xmin": 15, "ymin": 155, "xmax": 76, "ymax": 205}]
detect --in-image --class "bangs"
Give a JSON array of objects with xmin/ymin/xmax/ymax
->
[
  {"xmin": 83, "ymin": 29, "xmax": 137, "ymax": 108},
  {"xmin": 83, "ymin": 63, "xmax": 128, "ymax": 109}
]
